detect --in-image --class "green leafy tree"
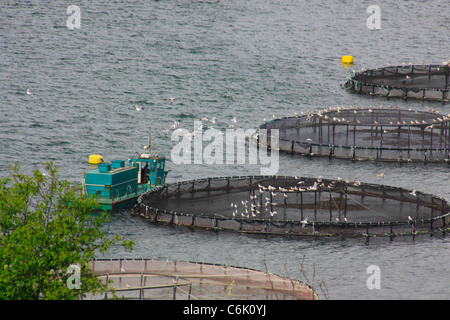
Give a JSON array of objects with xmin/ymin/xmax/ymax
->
[{"xmin": 0, "ymin": 163, "xmax": 133, "ymax": 299}]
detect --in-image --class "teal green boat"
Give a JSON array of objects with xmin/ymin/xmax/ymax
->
[{"xmin": 83, "ymin": 136, "xmax": 168, "ymax": 211}]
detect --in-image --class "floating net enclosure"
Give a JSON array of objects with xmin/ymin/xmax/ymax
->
[
  {"xmin": 137, "ymin": 176, "xmax": 450, "ymax": 238},
  {"xmin": 342, "ymin": 64, "xmax": 450, "ymax": 102},
  {"xmin": 258, "ymin": 107, "xmax": 450, "ymax": 163},
  {"xmin": 86, "ymin": 259, "xmax": 316, "ymax": 300}
]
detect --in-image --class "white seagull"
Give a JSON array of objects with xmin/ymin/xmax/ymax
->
[
  {"xmin": 301, "ymin": 217, "xmax": 308, "ymax": 228},
  {"xmin": 143, "ymin": 135, "xmax": 151, "ymax": 152}
]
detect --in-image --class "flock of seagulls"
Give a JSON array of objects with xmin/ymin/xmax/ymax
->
[
  {"xmin": 293, "ymin": 106, "xmax": 450, "ymax": 128},
  {"xmin": 228, "ymin": 177, "xmax": 418, "ymax": 225},
  {"xmin": 131, "ymin": 97, "xmax": 242, "ymax": 135},
  {"xmin": 132, "ymin": 99, "xmax": 449, "ymax": 143},
  {"xmin": 228, "ymin": 177, "xmax": 362, "ymax": 222},
  {"xmin": 229, "ymin": 188, "xmax": 277, "ymax": 219},
  {"xmin": 225, "ymin": 178, "xmax": 417, "ymax": 225},
  {"xmin": 158, "ymin": 115, "xmax": 239, "ymax": 137}
]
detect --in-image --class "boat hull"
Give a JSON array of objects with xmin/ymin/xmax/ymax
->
[{"xmin": 92, "ymin": 184, "xmax": 153, "ymax": 211}]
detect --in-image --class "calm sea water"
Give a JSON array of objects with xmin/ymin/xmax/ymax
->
[{"xmin": 1, "ymin": 0, "xmax": 449, "ymax": 299}]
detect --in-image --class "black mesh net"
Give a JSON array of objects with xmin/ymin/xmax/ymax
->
[
  {"xmin": 342, "ymin": 64, "xmax": 450, "ymax": 102},
  {"xmin": 137, "ymin": 176, "xmax": 450, "ymax": 238},
  {"xmin": 258, "ymin": 107, "xmax": 450, "ymax": 163}
]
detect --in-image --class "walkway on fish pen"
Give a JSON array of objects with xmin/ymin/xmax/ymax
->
[{"xmin": 85, "ymin": 259, "xmax": 317, "ymax": 300}]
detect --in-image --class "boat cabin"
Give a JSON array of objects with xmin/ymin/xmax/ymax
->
[
  {"xmin": 84, "ymin": 154, "xmax": 168, "ymax": 210},
  {"xmin": 129, "ymin": 154, "xmax": 167, "ymax": 187}
]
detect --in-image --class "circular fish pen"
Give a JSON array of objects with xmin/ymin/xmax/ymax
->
[
  {"xmin": 137, "ymin": 176, "xmax": 450, "ymax": 239},
  {"xmin": 86, "ymin": 259, "xmax": 316, "ymax": 300},
  {"xmin": 342, "ymin": 63, "xmax": 450, "ymax": 102},
  {"xmin": 258, "ymin": 107, "xmax": 450, "ymax": 163}
]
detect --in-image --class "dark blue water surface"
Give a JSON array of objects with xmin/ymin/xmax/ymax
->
[{"xmin": 1, "ymin": 0, "xmax": 449, "ymax": 299}]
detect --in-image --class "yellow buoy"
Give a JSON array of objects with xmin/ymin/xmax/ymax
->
[
  {"xmin": 342, "ymin": 55, "xmax": 354, "ymax": 64},
  {"xmin": 89, "ymin": 154, "xmax": 103, "ymax": 164}
]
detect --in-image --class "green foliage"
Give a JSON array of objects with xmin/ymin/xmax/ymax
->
[{"xmin": 0, "ymin": 163, "xmax": 134, "ymax": 299}]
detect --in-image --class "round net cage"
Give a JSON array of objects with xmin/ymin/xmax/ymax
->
[
  {"xmin": 342, "ymin": 64, "xmax": 450, "ymax": 102},
  {"xmin": 137, "ymin": 176, "xmax": 450, "ymax": 238},
  {"xmin": 258, "ymin": 107, "xmax": 450, "ymax": 163},
  {"xmin": 86, "ymin": 259, "xmax": 316, "ymax": 300}
]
